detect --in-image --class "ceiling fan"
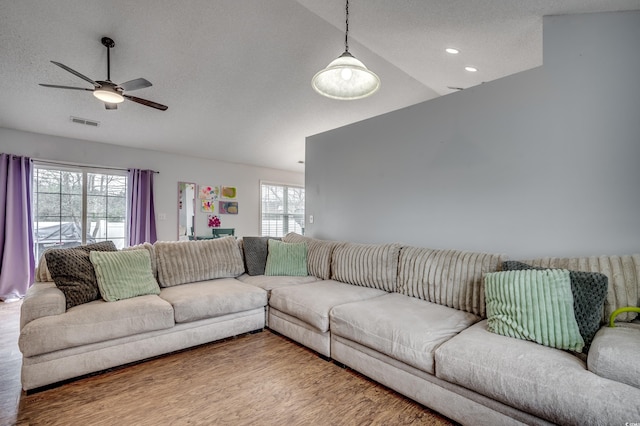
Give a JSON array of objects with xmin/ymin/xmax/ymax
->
[{"xmin": 40, "ymin": 37, "xmax": 168, "ymax": 111}]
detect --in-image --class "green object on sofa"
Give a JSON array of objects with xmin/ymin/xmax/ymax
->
[
  {"xmin": 609, "ymin": 306, "xmax": 640, "ymax": 327},
  {"xmin": 90, "ymin": 249, "xmax": 160, "ymax": 302},
  {"xmin": 485, "ymin": 269, "xmax": 585, "ymax": 352},
  {"xmin": 265, "ymin": 240, "xmax": 307, "ymax": 276}
]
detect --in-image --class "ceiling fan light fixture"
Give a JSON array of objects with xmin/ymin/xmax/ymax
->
[
  {"xmin": 93, "ymin": 87, "xmax": 124, "ymax": 103},
  {"xmin": 312, "ymin": 0, "xmax": 379, "ymax": 100}
]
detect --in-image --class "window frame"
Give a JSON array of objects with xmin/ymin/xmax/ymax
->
[
  {"xmin": 259, "ymin": 180, "xmax": 305, "ymax": 237},
  {"xmin": 32, "ymin": 162, "xmax": 129, "ymax": 259}
]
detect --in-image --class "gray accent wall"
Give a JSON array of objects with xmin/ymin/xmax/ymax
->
[{"xmin": 305, "ymin": 11, "xmax": 640, "ymax": 258}]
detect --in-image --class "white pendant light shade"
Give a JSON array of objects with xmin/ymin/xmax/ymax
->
[
  {"xmin": 312, "ymin": 0, "xmax": 380, "ymax": 100},
  {"xmin": 312, "ymin": 51, "xmax": 380, "ymax": 100}
]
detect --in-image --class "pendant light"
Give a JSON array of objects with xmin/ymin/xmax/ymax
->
[{"xmin": 312, "ymin": 0, "xmax": 380, "ymax": 100}]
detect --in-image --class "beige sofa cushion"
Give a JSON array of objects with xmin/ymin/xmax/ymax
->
[
  {"xmin": 283, "ymin": 233, "xmax": 341, "ymax": 280},
  {"xmin": 159, "ymin": 278, "xmax": 267, "ymax": 323},
  {"xmin": 155, "ymin": 237, "xmax": 245, "ymax": 287},
  {"xmin": 435, "ymin": 320, "xmax": 640, "ymax": 425},
  {"xmin": 236, "ymin": 274, "xmax": 319, "ymax": 297},
  {"xmin": 331, "ymin": 293, "xmax": 480, "ymax": 374},
  {"xmin": 397, "ymin": 247, "xmax": 506, "ymax": 317},
  {"xmin": 269, "ymin": 280, "xmax": 387, "ymax": 332},
  {"xmin": 19, "ymin": 295, "xmax": 174, "ymax": 357},
  {"xmin": 519, "ymin": 254, "xmax": 640, "ymax": 322},
  {"xmin": 331, "ymin": 242, "xmax": 401, "ymax": 292},
  {"xmin": 588, "ymin": 325, "xmax": 640, "ymax": 389}
]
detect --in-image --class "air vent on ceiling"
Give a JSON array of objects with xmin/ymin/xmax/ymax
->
[{"xmin": 70, "ymin": 116, "xmax": 100, "ymax": 127}]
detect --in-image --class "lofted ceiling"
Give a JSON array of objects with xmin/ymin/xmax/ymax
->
[{"xmin": 1, "ymin": 1, "xmax": 639, "ymax": 172}]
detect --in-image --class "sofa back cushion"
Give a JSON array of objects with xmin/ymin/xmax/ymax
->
[
  {"xmin": 331, "ymin": 242, "xmax": 401, "ymax": 292},
  {"xmin": 122, "ymin": 242, "xmax": 157, "ymax": 278},
  {"xmin": 516, "ymin": 254, "xmax": 640, "ymax": 323},
  {"xmin": 398, "ymin": 246, "xmax": 506, "ymax": 317},
  {"xmin": 283, "ymin": 233, "xmax": 341, "ymax": 280},
  {"xmin": 155, "ymin": 237, "xmax": 245, "ymax": 287}
]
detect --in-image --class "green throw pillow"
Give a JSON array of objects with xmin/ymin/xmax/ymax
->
[
  {"xmin": 264, "ymin": 240, "xmax": 308, "ymax": 277},
  {"xmin": 502, "ymin": 261, "xmax": 608, "ymax": 351},
  {"xmin": 485, "ymin": 269, "xmax": 585, "ymax": 352},
  {"xmin": 90, "ymin": 249, "xmax": 160, "ymax": 302}
]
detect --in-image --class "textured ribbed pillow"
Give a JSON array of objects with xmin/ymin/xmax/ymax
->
[
  {"xmin": 45, "ymin": 241, "xmax": 118, "ymax": 309},
  {"xmin": 485, "ymin": 269, "xmax": 585, "ymax": 352},
  {"xmin": 398, "ymin": 247, "xmax": 506, "ymax": 317},
  {"xmin": 155, "ymin": 237, "xmax": 245, "ymax": 287},
  {"xmin": 264, "ymin": 240, "xmax": 308, "ymax": 276},
  {"xmin": 90, "ymin": 250, "xmax": 160, "ymax": 302},
  {"xmin": 122, "ymin": 242, "xmax": 157, "ymax": 278},
  {"xmin": 331, "ymin": 242, "xmax": 400, "ymax": 291},
  {"xmin": 35, "ymin": 249, "xmax": 54, "ymax": 282},
  {"xmin": 503, "ymin": 260, "xmax": 607, "ymax": 350},
  {"xmin": 282, "ymin": 233, "xmax": 340, "ymax": 279},
  {"xmin": 243, "ymin": 236, "xmax": 281, "ymax": 276}
]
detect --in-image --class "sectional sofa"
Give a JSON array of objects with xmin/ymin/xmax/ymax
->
[{"xmin": 19, "ymin": 234, "xmax": 640, "ymax": 425}]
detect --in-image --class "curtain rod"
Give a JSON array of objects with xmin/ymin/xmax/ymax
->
[{"xmin": 32, "ymin": 158, "xmax": 159, "ymax": 174}]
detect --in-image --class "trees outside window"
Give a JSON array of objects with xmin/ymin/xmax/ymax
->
[{"xmin": 33, "ymin": 165, "xmax": 127, "ymax": 260}]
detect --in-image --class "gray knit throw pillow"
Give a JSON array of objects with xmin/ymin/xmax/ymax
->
[{"xmin": 46, "ymin": 241, "xmax": 117, "ymax": 309}]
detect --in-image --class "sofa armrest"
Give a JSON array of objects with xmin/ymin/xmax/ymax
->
[
  {"xmin": 20, "ymin": 282, "xmax": 66, "ymax": 329},
  {"xmin": 587, "ymin": 326, "xmax": 640, "ymax": 390}
]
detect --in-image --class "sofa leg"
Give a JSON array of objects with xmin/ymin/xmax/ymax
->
[
  {"xmin": 332, "ymin": 360, "xmax": 347, "ymax": 369},
  {"xmin": 249, "ymin": 328, "xmax": 264, "ymax": 334}
]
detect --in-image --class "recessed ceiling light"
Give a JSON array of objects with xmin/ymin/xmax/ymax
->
[
  {"xmin": 445, "ymin": 48, "xmax": 459, "ymax": 54},
  {"xmin": 465, "ymin": 66, "xmax": 478, "ymax": 72}
]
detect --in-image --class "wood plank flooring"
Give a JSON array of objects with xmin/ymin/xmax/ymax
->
[{"xmin": 1, "ymin": 300, "xmax": 456, "ymax": 426}]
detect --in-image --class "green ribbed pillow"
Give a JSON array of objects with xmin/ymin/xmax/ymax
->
[
  {"xmin": 90, "ymin": 249, "xmax": 160, "ymax": 302},
  {"xmin": 264, "ymin": 240, "xmax": 308, "ymax": 277},
  {"xmin": 485, "ymin": 269, "xmax": 584, "ymax": 352}
]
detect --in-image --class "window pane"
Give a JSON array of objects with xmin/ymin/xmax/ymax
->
[
  {"xmin": 33, "ymin": 166, "xmax": 128, "ymax": 260},
  {"xmin": 260, "ymin": 183, "xmax": 304, "ymax": 237}
]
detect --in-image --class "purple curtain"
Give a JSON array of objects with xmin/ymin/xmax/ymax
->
[
  {"xmin": 0, "ymin": 154, "xmax": 35, "ymax": 301},
  {"xmin": 127, "ymin": 169, "xmax": 157, "ymax": 246}
]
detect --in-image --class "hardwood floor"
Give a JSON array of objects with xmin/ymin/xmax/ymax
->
[{"xmin": 1, "ymin": 301, "xmax": 456, "ymax": 426}]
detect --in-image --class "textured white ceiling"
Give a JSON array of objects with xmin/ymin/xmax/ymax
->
[{"xmin": 1, "ymin": 0, "xmax": 639, "ymax": 172}]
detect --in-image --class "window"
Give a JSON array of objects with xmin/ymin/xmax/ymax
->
[
  {"xmin": 33, "ymin": 164, "xmax": 128, "ymax": 260},
  {"xmin": 260, "ymin": 182, "xmax": 305, "ymax": 237}
]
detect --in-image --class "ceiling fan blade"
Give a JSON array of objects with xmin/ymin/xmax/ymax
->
[
  {"xmin": 105, "ymin": 103, "xmax": 118, "ymax": 110},
  {"xmin": 119, "ymin": 78, "xmax": 152, "ymax": 92},
  {"xmin": 123, "ymin": 94, "xmax": 168, "ymax": 111},
  {"xmin": 40, "ymin": 84, "xmax": 93, "ymax": 91},
  {"xmin": 50, "ymin": 61, "xmax": 99, "ymax": 87}
]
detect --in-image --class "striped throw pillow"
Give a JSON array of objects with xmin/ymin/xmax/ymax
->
[
  {"xmin": 485, "ymin": 269, "xmax": 584, "ymax": 352},
  {"xmin": 264, "ymin": 240, "xmax": 308, "ymax": 276},
  {"xmin": 90, "ymin": 249, "xmax": 160, "ymax": 302}
]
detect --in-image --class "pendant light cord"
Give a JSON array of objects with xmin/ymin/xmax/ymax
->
[{"xmin": 345, "ymin": 0, "xmax": 350, "ymax": 53}]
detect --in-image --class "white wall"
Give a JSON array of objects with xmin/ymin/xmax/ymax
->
[
  {"xmin": 305, "ymin": 11, "xmax": 640, "ymax": 258},
  {"xmin": 0, "ymin": 127, "xmax": 303, "ymax": 242}
]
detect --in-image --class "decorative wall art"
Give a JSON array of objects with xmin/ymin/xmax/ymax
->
[
  {"xmin": 219, "ymin": 201, "xmax": 238, "ymax": 215},
  {"xmin": 201, "ymin": 200, "xmax": 214, "ymax": 212},
  {"xmin": 199, "ymin": 185, "xmax": 220, "ymax": 200},
  {"xmin": 220, "ymin": 186, "xmax": 237, "ymax": 200},
  {"xmin": 208, "ymin": 215, "xmax": 221, "ymax": 228}
]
